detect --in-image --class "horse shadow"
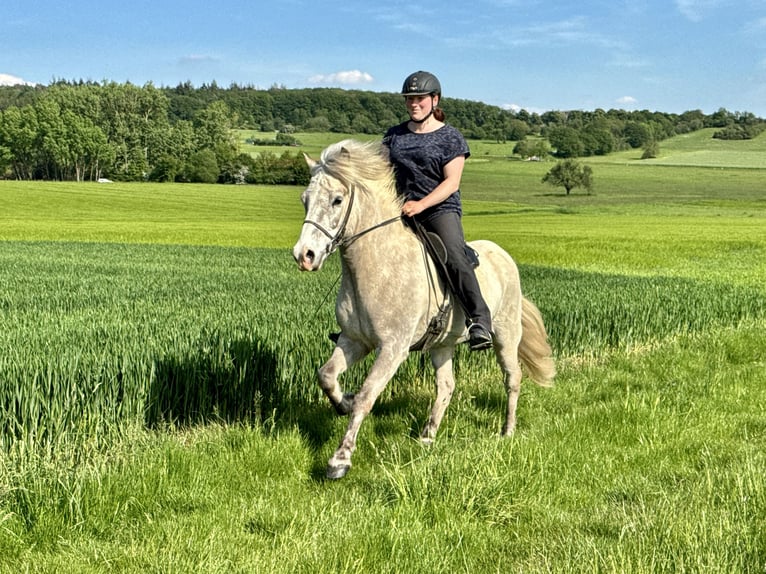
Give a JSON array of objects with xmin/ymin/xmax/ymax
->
[
  {"xmin": 142, "ymin": 333, "xmax": 341, "ymax": 478},
  {"xmin": 144, "ymin": 335, "xmax": 285, "ymax": 428},
  {"xmin": 142, "ymin": 334, "xmax": 447, "ymax": 481}
]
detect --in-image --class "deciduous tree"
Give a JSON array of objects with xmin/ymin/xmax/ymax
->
[{"xmin": 542, "ymin": 159, "xmax": 593, "ymax": 195}]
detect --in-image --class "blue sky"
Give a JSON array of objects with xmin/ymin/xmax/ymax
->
[{"xmin": 3, "ymin": 0, "xmax": 766, "ymax": 116}]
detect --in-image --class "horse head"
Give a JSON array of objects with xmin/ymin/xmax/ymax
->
[{"xmin": 293, "ymin": 149, "xmax": 356, "ymax": 271}]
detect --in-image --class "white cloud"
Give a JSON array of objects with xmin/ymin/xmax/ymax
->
[
  {"xmin": 527, "ymin": 17, "xmax": 624, "ymax": 49},
  {"xmin": 309, "ymin": 70, "xmax": 374, "ymax": 86},
  {"xmin": 616, "ymin": 96, "xmax": 638, "ymax": 106},
  {"xmin": 502, "ymin": 103, "xmax": 547, "ymax": 114},
  {"xmin": 0, "ymin": 73, "xmax": 36, "ymax": 86}
]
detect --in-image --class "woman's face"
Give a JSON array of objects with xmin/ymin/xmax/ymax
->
[{"xmin": 405, "ymin": 94, "xmax": 436, "ymax": 121}]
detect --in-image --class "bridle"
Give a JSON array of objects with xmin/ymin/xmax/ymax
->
[{"xmin": 301, "ymin": 185, "xmax": 402, "ymax": 255}]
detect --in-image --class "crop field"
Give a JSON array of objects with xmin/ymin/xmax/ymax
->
[{"xmin": 0, "ymin": 130, "xmax": 765, "ymax": 572}]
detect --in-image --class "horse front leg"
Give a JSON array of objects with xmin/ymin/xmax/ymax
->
[
  {"xmin": 318, "ymin": 335, "xmax": 369, "ymax": 415},
  {"xmin": 327, "ymin": 344, "xmax": 409, "ymax": 479}
]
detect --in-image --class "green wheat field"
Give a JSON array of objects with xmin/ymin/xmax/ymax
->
[{"xmin": 0, "ymin": 129, "xmax": 764, "ymax": 572}]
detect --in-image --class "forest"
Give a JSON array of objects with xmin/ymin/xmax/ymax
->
[{"xmin": 1, "ymin": 80, "xmax": 763, "ymax": 183}]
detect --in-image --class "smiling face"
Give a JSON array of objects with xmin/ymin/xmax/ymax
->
[{"xmin": 405, "ymin": 94, "xmax": 437, "ymax": 122}]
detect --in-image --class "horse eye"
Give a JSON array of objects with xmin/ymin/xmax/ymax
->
[{"xmin": 332, "ymin": 196, "xmax": 343, "ymax": 207}]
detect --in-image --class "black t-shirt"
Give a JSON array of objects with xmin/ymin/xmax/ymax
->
[{"xmin": 382, "ymin": 122, "xmax": 471, "ymax": 218}]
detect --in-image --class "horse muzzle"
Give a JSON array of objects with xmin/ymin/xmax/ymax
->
[{"xmin": 293, "ymin": 241, "xmax": 327, "ymax": 272}]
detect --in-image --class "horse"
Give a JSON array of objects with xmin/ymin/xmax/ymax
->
[{"xmin": 292, "ymin": 139, "xmax": 555, "ymax": 479}]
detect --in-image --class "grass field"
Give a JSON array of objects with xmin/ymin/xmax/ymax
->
[{"xmin": 0, "ymin": 129, "xmax": 765, "ymax": 572}]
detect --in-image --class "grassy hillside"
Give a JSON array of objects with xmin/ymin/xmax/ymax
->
[{"xmin": 592, "ymin": 128, "xmax": 766, "ymax": 167}]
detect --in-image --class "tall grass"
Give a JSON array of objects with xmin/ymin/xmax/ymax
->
[
  {"xmin": 2, "ymin": 322, "xmax": 763, "ymax": 572},
  {"xmin": 2, "ymin": 241, "xmax": 763, "ymax": 455}
]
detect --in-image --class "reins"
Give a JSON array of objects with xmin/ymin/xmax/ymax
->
[{"xmin": 301, "ymin": 185, "xmax": 402, "ymax": 255}]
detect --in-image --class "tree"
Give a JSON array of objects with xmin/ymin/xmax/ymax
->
[
  {"xmin": 194, "ymin": 100, "xmax": 235, "ymax": 149},
  {"xmin": 513, "ymin": 137, "xmax": 550, "ymax": 160},
  {"xmin": 0, "ymin": 144, "xmax": 11, "ymax": 176},
  {"xmin": 507, "ymin": 119, "xmax": 530, "ymax": 141},
  {"xmin": 183, "ymin": 149, "xmax": 219, "ymax": 183},
  {"xmin": 547, "ymin": 125, "xmax": 584, "ymax": 158},
  {"xmin": 641, "ymin": 140, "xmax": 660, "ymax": 159},
  {"xmin": 542, "ymin": 159, "xmax": 593, "ymax": 195},
  {"xmin": 580, "ymin": 122, "xmax": 615, "ymax": 156},
  {"xmin": 623, "ymin": 121, "xmax": 651, "ymax": 148},
  {"xmin": 0, "ymin": 105, "xmax": 40, "ymax": 179},
  {"xmin": 148, "ymin": 155, "xmax": 182, "ymax": 182},
  {"xmin": 97, "ymin": 82, "xmax": 171, "ymax": 180}
]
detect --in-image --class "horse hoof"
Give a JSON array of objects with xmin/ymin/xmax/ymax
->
[
  {"xmin": 326, "ymin": 464, "xmax": 350, "ymax": 480},
  {"xmin": 333, "ymin": 394, "xmax": 355, "ymax": 416}
]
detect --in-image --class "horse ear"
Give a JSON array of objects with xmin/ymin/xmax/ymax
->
[
  {"xmin": 340, "ymin": 147, "xmax": 351, "ymax": 159},
  {"xmin": 303, "ymin": 153, "xmax": 317, "ymax": 169}
]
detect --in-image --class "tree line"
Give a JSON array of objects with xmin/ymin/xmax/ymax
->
[
  {"xmin": 1, "ymin": 80, "xmax": 763, "ymax": 183},
  {"xmin": 0, "ymin": 82, "xmax": 245, "ymax": 183}
]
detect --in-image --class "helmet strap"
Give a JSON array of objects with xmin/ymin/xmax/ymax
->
[{"xmin": 409, "ymin": 95, "xmax": 436, "ymax": 124}]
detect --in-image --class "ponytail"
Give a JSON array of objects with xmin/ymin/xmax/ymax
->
[{"xmin": 433, "ymin": 107, "xmax": 445, "ymax": 122}]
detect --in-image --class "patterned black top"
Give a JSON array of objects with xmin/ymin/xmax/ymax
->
[{"xmin": 382, "ymin": 122, "xmax": 471, "ymax": 218}]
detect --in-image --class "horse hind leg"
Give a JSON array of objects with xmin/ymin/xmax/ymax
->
[
  {"xmin": 420, "ymin": 346, "xmax": 456, "ymax": 444},
  {"xmin": 501, "ymin": 361, "xmax": 522, "ymax": 436},
  {"xmin": 491, "ymin": 319, "xmax": 523, "ymax": 436}
]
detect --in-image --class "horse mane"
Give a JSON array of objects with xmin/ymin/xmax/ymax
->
[{"xmin": 316, "ymin": 139, "xmax": 401, "ymax": 208}]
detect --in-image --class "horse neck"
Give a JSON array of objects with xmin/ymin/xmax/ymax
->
[{"xmin": 340, "ymin": 192, "xmax": 419, "ymax": 276}]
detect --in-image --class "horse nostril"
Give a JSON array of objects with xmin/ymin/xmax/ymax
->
[{"xmin": 305, "ymin": 249, "xmax": 315, "ymax": 263}]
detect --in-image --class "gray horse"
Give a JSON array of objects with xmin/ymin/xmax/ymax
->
[{"xmin": 293, "ymin": 139, "xmax": 555, "ymax": 479}]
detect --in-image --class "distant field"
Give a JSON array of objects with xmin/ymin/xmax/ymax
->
[
  {"xmin": 2, "ymin": 128, "xmax": 765, "ymax": 287},
  {"xmin": 0, "ymin": 181, "xmax": 303, "ymax": 247},
  {"xmin": 588, "ymin": 127, "xmax": 766, "ymax": 167},
  {"xmin": 238, "ymin": 126, "xmax": 766, "ymax": 168},
  {"xmin": 236, "ymin": 130, "xmax": 379, "ymax": 158}
]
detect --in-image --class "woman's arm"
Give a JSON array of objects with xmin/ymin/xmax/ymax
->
[{"xmin": 401, "ymin": 155, "xmax": 466, "ymax": 217}]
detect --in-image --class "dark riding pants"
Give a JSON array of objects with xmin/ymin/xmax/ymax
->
[{"xmin": 418, "ymin": 211, "xmax": 492, "ymax": 330}]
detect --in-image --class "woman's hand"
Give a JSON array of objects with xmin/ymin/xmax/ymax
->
[{"xmin": 402, "ymin": 200, "xmax": 425, "ymax": 217}]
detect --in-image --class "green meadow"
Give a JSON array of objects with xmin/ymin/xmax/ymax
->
[{"xmin": 0, "ymin": 130, "xmax": 764, "ymax": 572}]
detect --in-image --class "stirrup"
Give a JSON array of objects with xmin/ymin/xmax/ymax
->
[{"xmin": 468, "ymin": 324, "xmax": 493, "ymax": 351}]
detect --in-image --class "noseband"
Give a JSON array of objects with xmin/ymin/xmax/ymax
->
[{"xmin": 302, "ymin": 185, "xmax": 402, "ymax": 255}]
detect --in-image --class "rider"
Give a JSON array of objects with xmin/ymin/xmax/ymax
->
[{"xmin": 382, "ymin": 71, "xmax": 493, "ymax": 351}]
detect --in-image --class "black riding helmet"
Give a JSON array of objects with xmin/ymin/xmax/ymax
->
[
  {"xmin": 401, "ymin": 71, "xmax": 442, "ymax": 97},
  {"xmin": 401, "ymin": 71, "xmax": 442, "ymax": 124}
]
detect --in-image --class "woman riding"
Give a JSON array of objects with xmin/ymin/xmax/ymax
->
[{"xmin": 382, "ymin": 71, "xmax": 493, "ymax": 351}]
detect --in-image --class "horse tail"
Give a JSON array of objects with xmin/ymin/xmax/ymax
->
[{"xmin": 518, "ymin": 297, "xmax": 556, "ymax": 387}]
